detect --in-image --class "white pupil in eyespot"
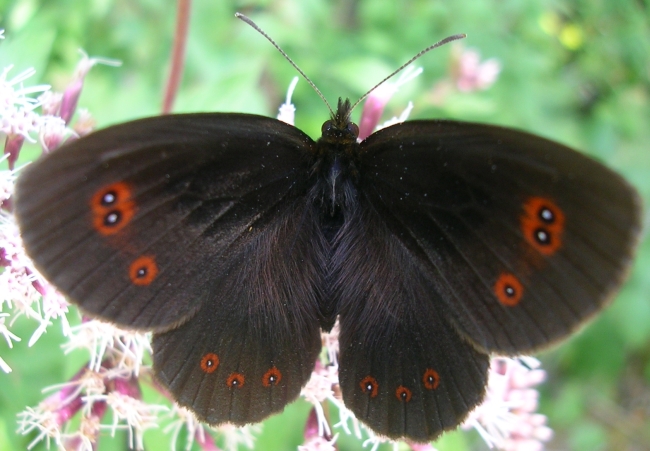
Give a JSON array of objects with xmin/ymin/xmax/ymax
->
[{"xmin": 540, "ymin": 208, "xmax": 553, "ymax": 221}]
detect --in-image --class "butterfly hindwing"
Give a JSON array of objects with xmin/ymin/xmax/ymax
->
[
  {"xmin": 334, "ymin": 198, "xmax": 490, "ymax": 441},
  {"xmin": 358, "ymin": 120, "xmax": 641, "ymax": 354},
  {"xmin": 14, "ymin": 113, "xmax": 319, "ymax": 332},
  {"xmin": 153, "ymin": 194, "xmax": 325, "ymax": 424}
]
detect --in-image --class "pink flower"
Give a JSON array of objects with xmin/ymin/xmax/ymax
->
[
  {"xmin": 58, "ymin": 53, "xmax": 120, "ymax": 125},
  {"xmin": 358, "ymin": 66, "xmax": 421, "ymax": 140},
  {"xmin": 462, "ymin": 357, "xmax": 553, "ymax": 451},
  {"xmin": 451, "ymin": 48, "xmax": 501, "ymax": 92}
]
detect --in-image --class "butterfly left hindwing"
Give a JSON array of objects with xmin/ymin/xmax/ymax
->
[{"xmin": 153, "ymin": 192, "xmax": 326, "ymax": 424}]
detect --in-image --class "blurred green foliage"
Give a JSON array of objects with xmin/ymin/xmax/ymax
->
[{"xmin": 0, "ymin": 0, "xmax": 648, "ymax": 450}]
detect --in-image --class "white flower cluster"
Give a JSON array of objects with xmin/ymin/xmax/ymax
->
[
  {"xmin": 0, "ymin": 65, "xmax": 63, "ymax": 146},
  {"xmin": 0, "ymin": 164, "xmax": 70, "ymax": 374}
]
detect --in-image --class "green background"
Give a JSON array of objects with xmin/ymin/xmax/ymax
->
[{"xmin": 0, "ymin": 0, "xmax": 648, "ymax": 450}]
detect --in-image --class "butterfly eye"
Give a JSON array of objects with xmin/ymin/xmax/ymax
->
[
  {"xmin": 321, "ymin": 120, "xmax": 334, "ymax": 134},
  {"xmin": 346, "ymin": 122, "xmax": 359, "ymax": 138}
]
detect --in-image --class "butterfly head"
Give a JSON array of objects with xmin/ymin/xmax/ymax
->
[{"xmin": 319, "ymin": 98, "xmax": 359, "ymax": 147}]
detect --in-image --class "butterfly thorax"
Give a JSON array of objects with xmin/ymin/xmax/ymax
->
[{"xmin": 313, "ymin": 98, "xmax": 361, "ymax": 218}]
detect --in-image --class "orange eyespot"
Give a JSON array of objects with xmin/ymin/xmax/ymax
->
[
  {"xmin": 494, "ymin": 272, "xmax": 524, "ymax": 307},
  {"xmin": 422, "ymin": 369, "xmax": 440, "ymax": 390},
  {"xmin": 360, "ymin": 376, "xmax": 379, "ymax": 398},
  {"xmin": 90, "ymin": 182, "xmax": 132, "ymax": 213},
  {"xmin": 90, "ymin": 182, "xmax": 136, "ymax": 235},
  {"xmin": 262, "ymin": 367, "xmax": 282, "ymax": 387},
  {"xmin": 395, "ymin": 385, "xmax": 412, "ymax": 402},
  {"xmin": 129, "ymin": 255, "xmax": 158, "ymax": 286},
  {"xmin": 521, "ymin": 197, "xmax": 565, "ymax": 256},
  {"xmin": 226, "ymin": 372, "xmax": 245, "ymax": 388},
  {"xmin": 200, "ymin": 353, "xmax": 219, "ymax": 373},
  {"xmin": 494, "ymin": 272, "xmax": 524, "ymax": 306}
]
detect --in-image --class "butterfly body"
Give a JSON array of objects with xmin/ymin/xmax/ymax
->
[{"xmin": 14, "ymin": 98, "xmax": 641, "ymax": 441}]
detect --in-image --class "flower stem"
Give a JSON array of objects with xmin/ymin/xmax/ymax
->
[{"xmin": 162, "ymin": 0, "xmax": 192, "ymax": 114}]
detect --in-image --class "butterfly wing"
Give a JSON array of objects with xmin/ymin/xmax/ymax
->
[
  {"xmin": 334, "ymin": 200, "xmax": 490, "ymax": 441},
  {"xmin": 152, "ymin": 190, "xmax": 325, "ymax": 424},
  {"xmin": 335, "ymin": 119, "xmax": 640, "ymax": 441},
  {"xmin": 15, "ymin": 113, "xmax": 318, "ymax": 330},
  {"xmin": 357, "ymin": 120, "xmax": 641, "ymax": 355},
  {"xmin": 15, "ymin": 113, "xmax": 326, "ymax": 423}
]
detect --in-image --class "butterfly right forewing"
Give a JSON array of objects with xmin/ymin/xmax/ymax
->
[{"xmin": 356, "ymin": 120, "xmax": 641, "ymax": 355}]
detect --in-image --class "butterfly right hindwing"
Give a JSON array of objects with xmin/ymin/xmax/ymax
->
[{"xmin": 334, "ymin": 195, "xmax": 490, "ymax": 441}]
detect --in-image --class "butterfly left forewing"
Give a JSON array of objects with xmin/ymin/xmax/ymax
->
[
  {"xmin": 15, "ymin": 113, "xmax": 318, "ymax": 331},
  {"xmin": 358, "ymin": 120, "xmax": 641, "ymax": 355}
]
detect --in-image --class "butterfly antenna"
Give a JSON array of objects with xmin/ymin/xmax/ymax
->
[
  {"xmin": 235, "ymin": 13, "xmax": 334, "ymax": 116},
  {"xmin": 349, "ymin": 33, "xmax": 467, "ymax": 112}
]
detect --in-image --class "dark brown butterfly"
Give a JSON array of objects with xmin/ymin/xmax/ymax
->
[
  {"xmin": 14, "ymin": 97, "xmax": 641, "ymax": 441},
  {"xmin": 13, "ymin": 26, "xmax": 641, "ymax": 442}
]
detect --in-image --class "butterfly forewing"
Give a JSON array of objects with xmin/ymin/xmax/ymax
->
[
  {"xmin": 15, "ymin": 114, "xmax": 319, "ymax": 331},
  {"xmin": 358, "ymin": 120, "xmax": 641, "ymax": 354}
]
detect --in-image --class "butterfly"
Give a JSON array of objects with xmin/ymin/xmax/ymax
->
[{"xmin": 13, "ymin": 49, "xmax": 641, "ymax": 444}]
